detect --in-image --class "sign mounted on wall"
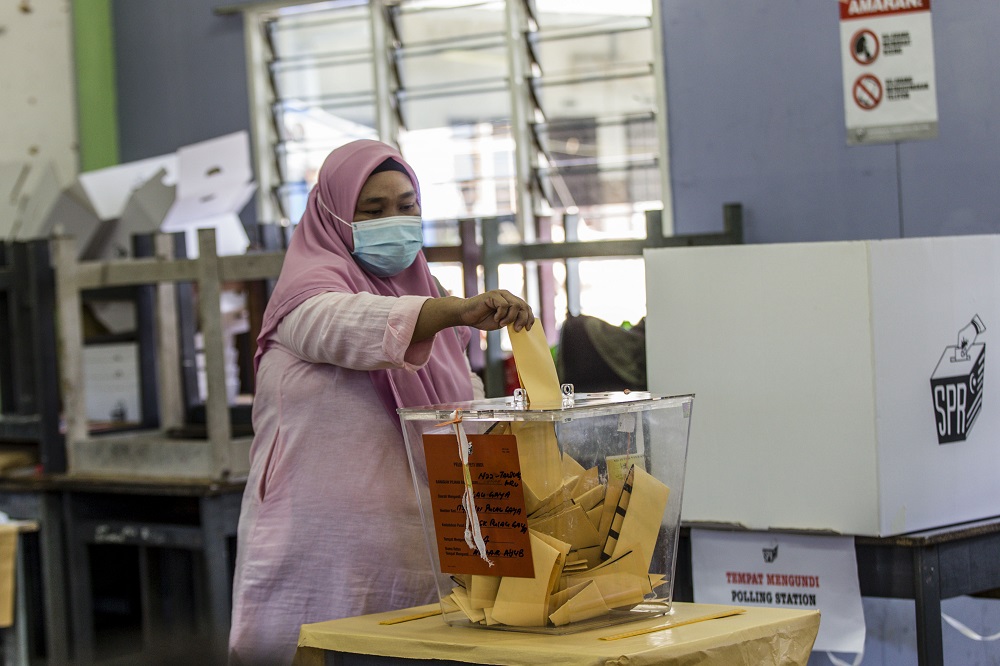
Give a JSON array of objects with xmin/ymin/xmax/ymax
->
[{"xmin": 839, "ymin": 0, "xmax": 938, "ymax": 145}]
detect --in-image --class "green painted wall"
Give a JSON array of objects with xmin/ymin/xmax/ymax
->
[{"xmin": 73, "ymin": 0, "xmax": 119, "ymax": 170}]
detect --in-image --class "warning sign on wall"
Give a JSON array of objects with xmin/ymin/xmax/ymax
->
[{"xmin": 840, "ymin": 0, "xmax": 938, "ymax": 145}]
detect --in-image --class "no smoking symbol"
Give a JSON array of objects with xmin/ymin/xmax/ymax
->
[
  {"xmin": 851, "ymin": 29, "xmax": 879, "ymax": 65},
  {"xmin": 854, "ymin": 74, "xmax": 882, "ymax": 110}
]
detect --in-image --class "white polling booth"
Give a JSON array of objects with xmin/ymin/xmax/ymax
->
[{"xmin": 645, "ymin": 235, "xmax": 1000, "ymax": 537}]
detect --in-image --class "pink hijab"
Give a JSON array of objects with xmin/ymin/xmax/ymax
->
[{"xmin": 255, "ymin": 139, "xmax": 474, "ymax": 419}]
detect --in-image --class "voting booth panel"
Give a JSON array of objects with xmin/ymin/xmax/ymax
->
[{"xmin": 645, "ymin": 235, "xmax": 1000, "ymax": 537}]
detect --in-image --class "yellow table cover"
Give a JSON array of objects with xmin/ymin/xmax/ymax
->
[{"xmin": 295, "ymin": 601, "xmax": 820, "ymax": 666}]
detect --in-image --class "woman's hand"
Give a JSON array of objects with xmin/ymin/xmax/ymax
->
[
  {"xmin": 458, "ymin": 290, "xmax": 534, "ymax": 332},
  {"xmin": 414, "ymin": 290, "xmax": 534, "ymax": 342}
]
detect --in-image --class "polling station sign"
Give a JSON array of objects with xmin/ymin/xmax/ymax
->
[
  {"xmin": 691, "ymin": 529, "xmax": 865, "ymax": 654},
  {"xmin": 840, "ymin": 0, "xmax": 938, "ymax": 145}
]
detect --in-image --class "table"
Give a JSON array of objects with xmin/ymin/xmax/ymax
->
[
  {"xmin": 293, "ymin": 602, "xmax": 820, "ymax": 666},
  {"xmin": 1, "ymin": 474, "xmax": 243, "ymax": 664},
  {"xmin": 675, "ymin": 517, "xmax": 1000, "ymax": 666},
  {"xmin": 0, "ymin": 482, "xmax": 68, "ymax": 665},
  {"xmin": 854, "ymin": 516, "xmax": 1000, "ymax": 666},
  {"xmin": 57, "ymin": 475, "xmax": 244, "ymax": 665}
]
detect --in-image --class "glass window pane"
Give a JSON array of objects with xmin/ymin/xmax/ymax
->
[
  {"xmin": 534, "ymin": 0, "xmax": 652, "ymax": 25},
  {"xmin": 401, "ymin": 124, "xmax": 516, "ymax": 219},
  {"xmin": 533, "ymin": 26, "xmax": 653, "ymax": 77},
  {"xmin": 277, "ymin": 102, "xmax": 378, "ymax": 145},
  {"xmin": 567, "ymin": 205, "xmax": 650, "ymax": 239},
  {"xmin": 536, "ymin": 115, "xmax": 656, "ymax": 168},
  {"xmin": 277, "ymin": 182, "xmax": 311, "ymax": 224},
  {"xmin": 577, "ymin": 258, "xmax": 646, "ymax": 327},
  {"xmin": 428, "ymin": 262, "xmax": 465, "ymax": 296},
  {"xmin": 399, "ymin": 87, "xmax": 510, "ymax": 130},
  {"xmin": 534, "ymin": 70, "xmax": 655, "ymax": 119},
  {"xmin": 394, "ymin": 1, "xmax": 507, "ymax": 44},
  {"xmin": 267, "ymin": 8, "xmax": 371, "ymax": 59},
  {"xmin": 272, "ymin": 57, "xmax": 374, "ymax": 101},
  {"xmin": 541, "ymin": 161, "xmax": 660, "ymax": 210},
  {"xmin": 423, "ymin": 219, "xmax": 462, "ymax": 247},
  {"xmin": 396, "ymin": 45, "xmax": 509, "ymax": 90}
]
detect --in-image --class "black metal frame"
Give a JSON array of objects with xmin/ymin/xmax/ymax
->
[
  {"xmin": 855, "ymin": 517, "xmax": 1000, "ymax": 665},
  {"xmin": 59, "ymin": 478, "xmax": 244, "ymax": 665},
  {"xmin": 0, "ymin": 239, "xmax": 65, "ymax": 472},
  {"xmin": 0, "ymin": 485, "xmax": 69, "ymax": 664}
]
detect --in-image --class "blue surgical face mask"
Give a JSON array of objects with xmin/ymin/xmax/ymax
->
[
  {"xmin": 317, "ymin": 194, "xmax": 424, "ymax": 277},
  {"xmin": 348, "ymin": 215, "xmax": 424, "ymax": 277}
]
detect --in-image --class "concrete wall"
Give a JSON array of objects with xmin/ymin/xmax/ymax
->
[{"xmin": 0, "ymin": 0, "xmax": 77, "ymax": 238}]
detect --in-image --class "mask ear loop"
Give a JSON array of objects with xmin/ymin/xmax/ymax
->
[
  {"xmin": 438, "ymin": 410, "xmax": 494, "ymax": 567},
  {"xmin": 316, "ymin": 192, "xmax": 353, "ymax": 228}
]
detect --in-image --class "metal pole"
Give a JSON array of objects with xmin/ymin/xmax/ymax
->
[
  {"xmin": 504, "ymin": 0, "xmax": 537, "ymax": 243},
  {"xmin": 650, "ymin": 0, "xmax": 675, "ymax": 237},
  {"xmin": 369, "ymin": 0, "xmax": 399, "ymax": 145}
]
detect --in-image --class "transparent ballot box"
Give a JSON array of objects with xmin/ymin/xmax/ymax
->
[{"xmin": 399, "ymin": 391, "xmax": 693, "ymax": 633}]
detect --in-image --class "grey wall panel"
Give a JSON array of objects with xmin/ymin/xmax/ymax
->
[
  {"xmin": 112, "ymin": 0, "xmax": 258, "ymax": 225},
  {"xmin": 113, "ymin": 0, "xmax": 251, "ymax": 162},
  {"xmin": 898, "ymin": 1, "xmax": 1000, "ymax": 238},
  {"xmin": 662, "ymin": 1, "xmax": 999, "ymax": 244}
]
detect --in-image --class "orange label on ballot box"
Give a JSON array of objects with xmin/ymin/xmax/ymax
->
[{"xmin": 423, "ymin": 434, "xmax": 534, "ymax": 578}]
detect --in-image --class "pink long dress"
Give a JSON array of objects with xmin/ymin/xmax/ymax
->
[{"xmin": 228, "ymin": 291, "xmax": 465, "ymax": 665}]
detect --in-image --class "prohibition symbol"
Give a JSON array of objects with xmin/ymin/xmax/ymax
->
[
  {"xmin": 853, "ymin": 74, "xmax": 882, "ymax": 110},
  {"xmin": 851, "ymin": 29, "xmax": 879, "ymax": 65}
]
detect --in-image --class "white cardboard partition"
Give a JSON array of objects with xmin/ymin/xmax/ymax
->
[
  {"xmin": 645, "ymin": 236, "xmax": 1000, "ymax": 536},
  {"xmin": 161, "ymin": 131, "xmax": 255, "ymax": 259}
]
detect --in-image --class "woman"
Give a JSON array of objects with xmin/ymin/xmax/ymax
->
[{"xmin": 228, "ymin": 139, "xmax": 533, "ymax": 664}]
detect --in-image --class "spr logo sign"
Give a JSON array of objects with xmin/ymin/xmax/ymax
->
[{"xmin": 930, "ymin": 316, "xmax": 986, "ymax": 444}]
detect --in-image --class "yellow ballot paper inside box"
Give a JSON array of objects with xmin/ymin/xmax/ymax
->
[
  {"xmin": 561, "ymin": 450, "xmax": 587, "ymax": 479},
  {"xmin": 566, "ymin": 549, "xmax": 653, "ymax": 609},
  {"xmin": 549, "ymin": 579, "xmax": 610, "ymax": 627},
  {"xmin": 491, "ymin": 530, "xmax": 569, "ymax": 627},
  {"xmin": 571, "ymin": 466, "xmax": 603, "ymax": 499},
  {"xmin": 510, "ymin": 422, "xmax": 563, "ymax": 509},
  {"xmin": 529, "ymin": 504, "xmax": 603, "ymax": 549},
  {"xmin": 575, "ymin": 482, "xmax": 605, "ymax": 512},
  {"xmin": 449, "ymin": 586, "xmax": 487, "ymax": 624},
  {"xmin": 469, "ymin": 575, "xmax": 501, "ymax": 610},
  {"xmin": 608, "ymin": 466, "xmax": 670, "ymax": 571}
]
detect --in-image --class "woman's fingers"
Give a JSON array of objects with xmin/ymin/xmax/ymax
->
[
  {"xmin": 466, "ymin": 290, "xmax": 534, "ymax": 331},
  {"xmin": 490, "ymin": 295, "xmax": 511, "ymax": 325},
  {"xmin": 491, "ymin": 290, "xmax": 533, "ymax": 331}
]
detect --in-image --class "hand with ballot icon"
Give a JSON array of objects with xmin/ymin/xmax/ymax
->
[
  {"xmin": 955, "ymin": 314, "xmax": 986, "ymax": 361},
  {"xmin": 932, "ymin": 314, "xmax": 987, "ymax": 444}
]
